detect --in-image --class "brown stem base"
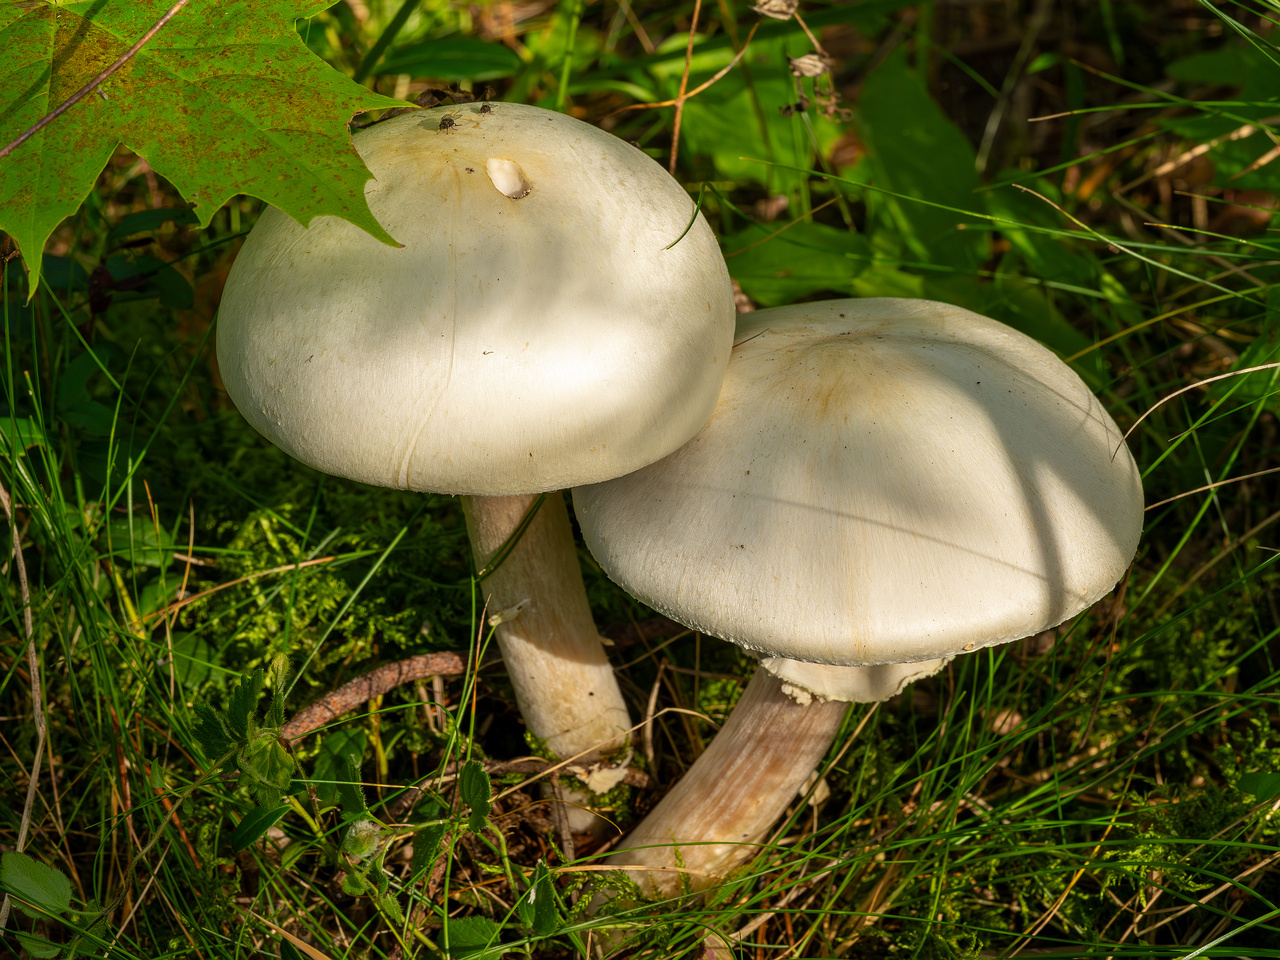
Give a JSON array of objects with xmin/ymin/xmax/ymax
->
[{"xmin": 605, "ymin": 669, "xmax": 847, "ymax": 897}]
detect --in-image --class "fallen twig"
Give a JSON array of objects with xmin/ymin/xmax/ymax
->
[{"xmin": 282, "ymin": 651, "xmax": 468, "ymax": 743}]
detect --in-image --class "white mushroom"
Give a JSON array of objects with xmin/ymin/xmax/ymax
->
[
  {"xmin": 573, "ymin": 298, "xmax": 1144, "ymax": 895},
  {"xmin": 218, "ymin": 104, "xmax": 736, "ymax": 773}
]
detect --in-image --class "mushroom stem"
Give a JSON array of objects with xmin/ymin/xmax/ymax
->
[
  {"xmin": 463, "ymin": 493, "xmax": 631, "ymax": 763},
  {"xmin": 605, "ymin": 669, "xmax": 847, "ymax": 898}
]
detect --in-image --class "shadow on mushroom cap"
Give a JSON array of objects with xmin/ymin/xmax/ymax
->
[
  {"xmin": 218, "ymin": 104, "xmax": 734, "ymax": 497},
  {"xmin": 574, "ymin": 298, "xmax": 1144, "ymax": 665}
]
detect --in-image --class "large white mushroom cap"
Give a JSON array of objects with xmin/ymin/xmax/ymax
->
[
  {"xmin": 217, "ymin": 104, "xmax": 734, "ymax": 496},
  {"xmin": 574, "ymin": 299, "xmax": 1144, "ymax": 666}
]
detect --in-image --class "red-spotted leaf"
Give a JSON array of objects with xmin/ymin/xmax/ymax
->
[{"xmin": 0, "ymin": 0, "xmax": 405, "ymax": 293}]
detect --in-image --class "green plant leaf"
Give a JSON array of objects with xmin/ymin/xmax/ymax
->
[
  {"xmin": 341, "ymin": 870, "xmax": 370, "ymax": 896},
  {"xmin": 1161, "ymin": 46, "xmax": 1280, "ymax": 193},
  {"xmin": 0, "ymin": 851, "xmax": 72, "ymax": 920},
  {"xmin": 23, "ymin": 254, "xmax": 88, "ymax": 292},
  {"xmin": 0, "ymin": 0, "xmax": 406, "ymax": 294},
  {"xmin": 337, "ymin": 753, "xmax": 370, "ymax": 819},
  {"xmin": 1240, "ymin": 770, "xmax": 1280, "ymax": 802},
  {"xmin": 855, "ymin": 47, "xmax": 987, "ymax": 272},
  {"xmin": 226, "ymin": 668, "xmax": 266, "ymax": 740},
  {"xmin": 104, "ymin": 517, "xmax": 174, "ymax": 568},
  {"xmin": 667, "ymin": 35, "xmax": 845, "ymax": 192},
  {"xmin": 409, "ymin": 804, "xmax": 447, "ymax": 879},
  {"xmin": 192, "ymin": 703, "xmax": 235, "ymax": 763},
  {"xmin": 311, "ymin": 728, "xmax": 367, "ymax": 807},
  {"xmin": 516, "ymin": 859, "xmax": 559, "ymax": 938},
  {"xmin": 239, "ymin": 732, "xmax": 295, "ymax": 807},
  {"xmin": 134, "ymin": 575, "xmax": 173, "ymax": 620},
  {"xmin": 441, "ymin": 915, "xmax": 502, "ymax": 958},
  {"xmin": 265, "ymin": 654, "xmax": 290, "ymax": 729},
  {"xmin": 14, "ymin": 930, "xmax": 61, "ymax": 959},
  {"xmin": 104, "ymin": 254, "xmax": 194, "ymax": 309},
  {"xmin": 281, "ymin": 840, "xmax": 310, "ymax": 871},
  {"xmin": 168, "ymin": 633, "xmax": 217, "ymax": 688},
  {"xmin": 57, "ymin": 347, "xmax": 122, "ymax": 438},
  {"xmin": 459, "ymin": 759, "xmax": 491, "ymax": 833},
  {"xmin": 106, "ymin": 206, "xmax": 199, "ymax": 243},
  {"xmin": 379, "ymin": 37, "xmax": 522, "ymax": 81},
  {"xmin": 230, "ymin": 804, "xmax": 290, "ymax": 851},
  {"xmin": 374, "ymin": 890, "xmax": 404, "ymax": 925},
  {"xmin": 981, "ymin": 183, "xmax": 1096, "ymax": 293},
  {"xmin": 725, "ymin": 222, "xmax": 870, "ymax": 306},
  {"xmin": 279, "ymin": 941, "xmax": 309, "ymax": 960},
  {"xmin": 0, "ymin": 417, "xmax": 48, "ymax": 453}
]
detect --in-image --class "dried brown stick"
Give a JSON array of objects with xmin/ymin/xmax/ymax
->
[
  {"xmin": 282, "ymin": 652, "xmax": 467, "ymax": 743},
  {"xmin": 0, "ymin": 0, "xmax": 194, "ymax": 161},
  {"xmin": 0, "ymin": 481, "xmax": 46, "ymax": 932},
  {"xmin": 605, "ymin": 23, "xmax": 758, "ymax": 120},
  {"xmin": 668, "ymin": 0, "xmax": 704, "ymax": 175}
]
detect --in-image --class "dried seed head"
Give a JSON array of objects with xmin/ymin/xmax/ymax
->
[
  {"xmin": 789, "ymin": 52, "xmax": 837, "ymax": 78},
  {"xmin": 752, "ymin": 0, "xmax": 798, "ymax": 20}
]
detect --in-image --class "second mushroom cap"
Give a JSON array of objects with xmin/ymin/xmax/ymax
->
[{"xmin": 574, "ymin": 298, "xmax": 1145, "ymax": 666}]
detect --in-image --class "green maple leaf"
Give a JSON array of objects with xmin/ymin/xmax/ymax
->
[{"xmin": 0, "ymin": 0, "xmax": 405, "ymax": 292}]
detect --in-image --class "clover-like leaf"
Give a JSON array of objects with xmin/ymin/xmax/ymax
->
[{"xmin": 0, "ymin": 0, "xmax": 405, "ymax": 294}]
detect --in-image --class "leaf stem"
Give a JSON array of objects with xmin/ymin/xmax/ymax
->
[
  {"xmin": 0, "ymin": 0, "xmax": 194, "ymax": 161},
  {"xmin": 352, "ymin": 0, "xmax": 421, "ymax": 85},
  {"xmin": 668, "ymin": 0, "xmax": 703, "ymax": 175},
  {"xmin": 287, "ymin": 795, "xmax": 323, "ymax": 836},
  {"xmin": 555, "ymin": 0, "xmax": 586, "ymax": 112}
]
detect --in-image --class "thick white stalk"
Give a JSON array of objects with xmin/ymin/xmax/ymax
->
[
  {"xmin": 463, "ymin": 493, "xmax": 631, "ymax": 764},
  {"xmin": 606, "ymin": 669, "xmax": 847, "ymax": 898}
]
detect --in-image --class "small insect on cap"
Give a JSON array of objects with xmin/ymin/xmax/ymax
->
[
  {"xmin": 574, "ymin": 299, "xmax": 1144, "ymax": 669},
  {"xmin": 217, "ymin": 104, "xmax": 735, "ymax": 497}
]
